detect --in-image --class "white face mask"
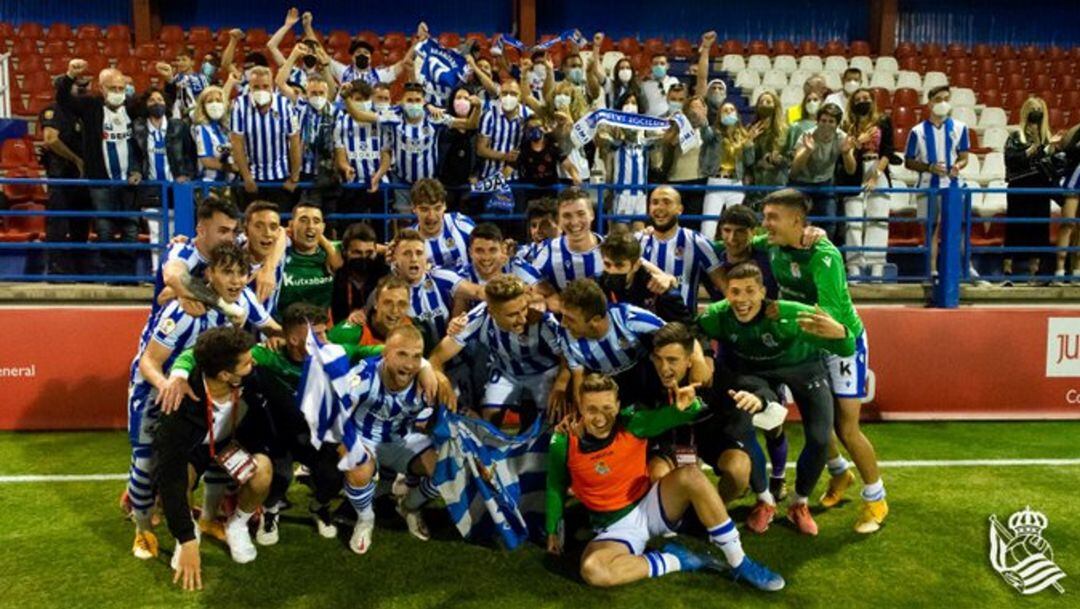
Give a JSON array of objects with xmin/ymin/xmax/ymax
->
[
  {"xmin": 501, "ymin": 94, "xmax": 519, "ymax": 113},
  {"xmin": 617, "ymin": 68, "xmax": 633, "ymax": 83},
  {"xmin": 805, "ymin": 100, "xmax": 821, "ymax": 116},
  {"xmin": 668, "ymin": 100, "xmax": 683, "ymax": 113},
  {"xmin": 105, "ymin": 91, "xmax": 126, "ymax": 107},
  {"xmin": 533, "ymin": 64, "xmax": 547, "ymax": 80},
  {"xmin": 374, "ymin": 102, "xmax": 390, "ymax": 113},
  {"xmin": 308, "ymin": 96, "xmax": 327, "ymax": 111},
  {"xmin": 252, "ymin": 90, "xmax": 272, "ymax": 107},
  {"xmin": 622, "ymin": 104, "xmax": 638, "ymax": 114},
  {"xmin": 352, "ymin": 99, "xmax": 373, "ymax": 112},
  {"xmin": 932, "ymin": 101, "xmax": 951, "ymax": 117},
  {"xmin": 843, "ymin": 80, "xmax": 860, "ymax": 95},
  {"xmin": 205, "ymin": 101, "xmax": 226, "ymax": 120},
  {"xmin": 554, "ymin": 93, "xmax": 571, "ymax": 110}
]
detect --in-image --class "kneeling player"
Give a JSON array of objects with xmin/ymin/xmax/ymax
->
[{"xmin": 546, "ymin": 374, "xmax": 784, "ymax": 591}]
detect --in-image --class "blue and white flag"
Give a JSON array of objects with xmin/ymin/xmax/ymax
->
[
  {"xmin": 670, "ymin": 111, "xmax": 702, "ymax": 153},
  {"xmin": 471, "ymin": 173, "xmax": 515, "ymax": 213},
  {"xmin": 535, "ymin": 29, "xmax": 587, "ymax": 52},
  {"xmin": 491, "ymin": 33, "xmax": 528, "ymax": 56},
  {"xmin": 570, "ymin": 108, "xmax": 671, "ymax": 148},
  {"xmin": 416, "ymin": 39, "xmax": 470, "ymax": 89},
  {"xmin": 295, "ymin": 327, "xmax": 352, "ymax": 449},
  {"xmin": 431, "ymin": 410, "xmax": 549, "ymax": 550}
]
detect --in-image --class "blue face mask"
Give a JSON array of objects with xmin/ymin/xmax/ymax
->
[
  {"xmin": 125, "ymin": 84, "xmax": 135, "ymax": 98},
  {"xmin": 525, "ymin": 127, "xmax": 544, "ymax": 142},
  {"xmin": 720, "ymin": 113, "xmax": 738, "ymax": 127},
  {"xmin": 201, "ymin": 62, "xmax": 216, "ymax": 78},
  {"xmin": 652, "ymin": 64, "xmax": 668, "ymax": 79},
  {"xmin": 567, "ymin": 67, "xmax": 584, "ymax": 84},
  {"xmin": 404, "ymin": 103, "xmax": 425, "ymax": 119}
]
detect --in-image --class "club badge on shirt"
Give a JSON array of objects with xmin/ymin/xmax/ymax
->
[{"xmin": 790, "ymin": 262, "xmax": 802, "ymax": 278}]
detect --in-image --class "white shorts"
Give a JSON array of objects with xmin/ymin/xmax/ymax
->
[
  {"xmin": 613, "ymin": 191, "xmax": 647, "ymax": 218},
  {"xmin": 591, "ymin": 482, "xmax": 677, "ymax": 555},
  {"xmin": 482, "ymin": 367, "xmax": 558, "ymax": 411},
  {"xmin": 825, "ymin": 330, "xmax": 869, "ymax": 399},
  {"xmin": 338, "ymin": 432, "xmax": 433, "ymax": 474}
]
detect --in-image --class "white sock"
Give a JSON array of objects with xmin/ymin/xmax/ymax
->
[
  {"xmin": 644, "ymin": 551, "xmax": 682, "ymax": 577},
  {"xmin": 708, "ymin": 519, "xmax": 745, "ymax": 567},
  {"xmin": 757, "ymin": 489, "xmax": 776, "ymax": 506},
  {"xmin": 861, "ymin": 479, "xmax": 886, "ymax": 501},
  {"xmin": 827, "ymin": 456, "xmax": 851, "ymax": 477},
  {"xmin": 229, "ymin": 507, "xmax": 254, "ymax": 527},
  {"xmin": 794, "ymin": 494, "xmax": 809, "ymax": 505}
]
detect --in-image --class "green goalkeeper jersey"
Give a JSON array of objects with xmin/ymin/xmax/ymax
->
[
  {"xmin": 278, "ymin": 242, "xmax": 339, "ymax": 318},
  {"xmin": 696, "ymin": 299, "xmax": 854, "ymax": 372},
  {"xmin": 751, "ymin": 235, "xmax": 865, "ymax": 337}
]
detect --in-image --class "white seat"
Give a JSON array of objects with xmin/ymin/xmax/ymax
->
[
  {"xmin": 922, "ymin": 72, "xmax": 949, "ymax": 100},
  {"xmin": 773, "ymin": 54, "xmax": 798, "ymax": 74},
  {"xmin": 762, "ymin": 69, "xmax": 788, "ymax": 90},
  {"xmin": 960, "ymin": 155, "xmax": 981, "ymax": 183},
  {"xmin": 734, "ymin": 69, "xmax": 761, "ymax": 92},
  {"xmin": 952, "ymin": 106, "xmax": 978, "ymax": 129},
  {"xmin": 981, "ymin": 126, "xmax": 1009, "ymax": 151},
  {"xmin": 780, "ymin": 85, "xmax": 804, "ymax": 109},
  {"xmin": 979, "ymin": 152, "xmax": 1006, "ymax": 183},
  {"xmin": 869, "ymin": 71, "xmax": 896, "ymax": 91},
  {"xmin": 890, "ymin": 191, "xmax": 917, "ymax": 214},
  {"xmin": 579, "ymin": 51, "xmax": 593, "ymax": 66},
  {"xmin": 721, "ymin": 54, "xmax": 745, "ymax": 74},
  {"xmin": 788, "ymin": 69, "xmax": 810, "ymax": 89},
  {"xmin": 601, "ymin": 51, "xmax": 625, "ymax": 75},
  {"xmin": 951, "ymin": 87, "xmax": 977, "ymax": 108},
  {"xmin": 824, "ymin": 55, "xmax": 848, "ymax": 73},
  {"xmin": 849, "ymin": 56, "xmax": 873, "ymax": 75},
  {"xmin": 798, "ymin": 55, "xmax": 823, "ymax": 74},
  {"xmin": 875, "ymin": 56, "xmax": 899, "ymax": 74},
  {"xmin": 977, "ymin": 107, "xmax": 1008, "ymax": 130},
  {"xmin": 896, "ymin": 70, "xmax": 922, "ymax": 90},
  {"xmin": 822, "ymin": 71, "xmax": 843, "ymax": 91},
  {"xmin": 975, "ymin": 180, "xmax": 1008, "ymax": 216},
  {"xmin": 747, "ymin": 54, "xmax": 771, "ymax": 74},
  {"xmin": 750, "ymin": 86, "xmax": 771, "ymax": 105}
]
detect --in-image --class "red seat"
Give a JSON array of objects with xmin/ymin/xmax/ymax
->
[
  {"xmin": 187, "ymin": 26, "xmax": 212, "ymax": 45},
  {"xmin": 823, "ymin": 40, "xmax": 845, "ymax": 56},
  {"xmin": 974, "ymin": 57, "xmax": 996, "ymax": 76},
  {"xmin": 893, "ymin": 88, "xmax": 919, "ymax": 108},
  {"xmin": 644, "ymin": 38, "xmax": 666, "ymax": 57},
  {"xmin": 20, "ymin": 71, "xmax": 52, "ymax": 95},
  {"xmin": 899, "ymin": 56, "xmax": 921, "ymax": 72},
  {"xmin": 0, "ymin": 22, "xmax": 14, "ymax": 40},
  {"xmin": 1, "ymin": 200, "xmax": 47, "ymax": 239},
  {"xmin": 949, "ymin": 57, "xmax": 971, "ymax": 75},
  {"xmin": 1031, "ymin": 73, "xmax": 1053, "ymax": 92},
  {"xmin": 46, "ymin": 23, "xmax": 73, "ymax": 42},
  {"xmin": 1005, "ymin": 89, "xmax": 1028, "ymax": 112},
  {"xmin": 967, "ymin": 129, "xmax": 987, "ymax": 154},
  {"xmin": 952, "ymin": 72, "xmax": 973, "ymax": 88},
  {"xmin": 1002, "ymin": 72, "xmax": 1024, "ymax": 91},
  {"xmin": 888, "ymin": 211, "xmax": 925, "ymax": 247},
  {"xmin": 326, "ymin": 29, "xmax": 351, "ymax": 51},
  {"xmin": 1000, "ymin": 58, "xmax": 1022, "ymax": 75},
  {"xmin": 980, "ymin": 89, "xmax": 1003, "ymax": 108},
  {"xmin": 11, "ymin": 37, "xmax": 37, "ymax": 57},
  {"xmin": 85, "ymin": 56, "xmax": 109, "ymax": 77},
  {"xmin": 358, "ymin": 31, "xmax": 382, "ymax": 52},
  {"xmin": 1020, "ymin": 45, "xmax": 1041, "ymax": 61},
  {"xmin": 16, "ymin": 22, "xmax": 44, "ymax": 40},
  {"xmin": 75, "ymin": 24, "xmax": 101, "ymax": 41},
  {"xmin": 159, "ymin": 25, "xmax": 184, "ymax": 46},
  {"xmin": 23, "ymin": 92, "xmax": 54, "ymax": 119},
  {"xmin": 850, "ymin": 40, "xmax": 871, "ymax": 56},
  {"xmin": 596, "ymin": 36, "xmax": 615, "ymax": 54},
  {"xmin": 1063, "ymin": 90, "xmax": 1080, "ymax": 111},
  {"xmin": 721, "ymin": 39, "xmax": 743, "ymax": 55},
  {"xmin": 972, "ymin": 44, "xmax": 992, "ymax": 59},
  {"xmin": 438, "ymin": 32, "xmax": 460, "ymax": 49},
  {"xmin": 996, "ymin": 45, "xmax": 1017, "ymax": 60},
  {"xmin": 0, "ymin": 138, "xmax": 38, "ymax": 171},
  {"xmin": 131, "ymin": 73, "xmax": 151, "ymax": 93},
  {"xmin": 617, "ymin": 37, "xmax": 640, "ymax": 56},
  {"xmin": 42, "ymin": 40, "xmax": 68, "ymax": 58},
  {"xmin": 870, "ymin": 87, "xmax": 892, "ymax": 110},
  {"xmin": 1046, "ymin": 46, "xmax": 1065, "ymax": 61},
  {"xmin": 1025, "ymin": 59, "xmax": 1047, "ymax": 76},
  {"xmin": 244, "ymin": 28, "xmax": 269, "ymax": 48},
  {"xmin": 105, "ymin": 24, "xmax": 131, "ymax": 42},
  {"xmin": 115, "ymin": 56, "xmax": 140, "ymax": 76},
  {"xmin": 920, "ymin": 42, "xmax": 942, "ymax": 58},
  {"xmin": 748, "ymin": 40, "xmax": 769, "ymax": 55},
  {"xmin": 135, "ymin": 43, "xmax": 159, "ymax": 62},
  {"xmin": 1050, "ymin": 61, "xmax": 1073, "ymax": 79},
  {"xmin": 669, "ymin": 38, "xmax": 693, "ymax": 60},
  {"xmin": 104, "ymin": 39, "xmax": 130, "ymax": 58},
  {"xmin": 73, "ymin": 39, "xmax": 99, "ymax": 58},
  {"xmin": 946, "ymin": 43, "xmax": 967, "ymax": 59},
  {"xmin": 47, "ymin": 54, "xmax": 72, "ymax": 74},
  {"xmin": 891, "ymin": 106, "xmax": 917, "ymax": 130},
  {"xmin": 384, "ymin": 31, "xmax": 408, "ymax": 52},
  {"xmin": 773, "ymin": 39, "xmax": 796, "ymax": 56},
  {"xmin": 895, "ymin": 41, "xmax": 916, "ymax": 58},
  {"xmin": 969, "ymin": 215, "xmax": 1005, "ymax": 247},
  {"xmin": 798, "ymin": 40, "xmax": 819, "ymax": 56},
  {"xmin": 15, "ymin": 54, "xmax": 46, "ymax": 75},
  {"xmin": 1049, "ymin": 108, "xmax": 1066, "ymax": 130},
  {"xmin": 925, "ymin": 56, "xmax": 947, "ymax": 73}
]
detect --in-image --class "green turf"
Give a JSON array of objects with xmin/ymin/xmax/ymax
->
[{"xmin": 1, "ymin": 422, "xmax": 1077, "ymax": 609}]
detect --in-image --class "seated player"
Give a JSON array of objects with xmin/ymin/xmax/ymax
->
[
  {"xmin": 410, "ymin": 178, "xmax": 475, "ymax": 270},
  {"xmin": 127, "ymin": 243, "xmax": 280, "ymax": 559},
  {"xmin": 546, "ymin": 373, "xmax": 784, "ymax": 591},
  {"xmin": 429, "ymin": 274, "xmax": 567, "ymax": 424},
  {"xmin": 336, "ymin": 325, "xmax": 449, "ymax": 554},
  {"xmin": 157, "ymin": 327, "xmax": 273, "ymax": 590},
  {"xmin": 696, "ymin": 262, "xmax": 853, "ymax": 535}
]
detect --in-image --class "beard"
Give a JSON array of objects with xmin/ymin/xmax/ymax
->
[{"xmin": 652, "ymin": 217, "xmax": 678, "ymax": 233}]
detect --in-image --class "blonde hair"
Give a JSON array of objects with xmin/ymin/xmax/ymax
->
[
  {"xmin": 1018, "ymin": 97, "xmax": 1051, "ymax": 145},
  {"xmin": 842, "ymin": 87, "xmax": 881, "ymax": 135},
  {"xmin": 550, "ymin": 80, "xmax": 588, "ymax": 121},
  {"xmin": 484, "ymin": 274, "xmax": 526, "ymax": 303},
  {"xmin": 193, "ymin": 86, "xmax": 228, "ymax": 126},
  {"xmin": 754, "ymin": 89, "xmax": 787, "ymax": 153},
  {"xmin": 580, "ymin": 373, "xmax": 618, "ymax": 396}
]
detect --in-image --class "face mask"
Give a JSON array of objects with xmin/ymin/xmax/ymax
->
[
  {"xmin": 720, "ymin": 113, "xmax": 738, "ymax": 127},
  {"xmin": 201, "ymin": 62, "xmax": 216, "ymax": 78},
  {"xmin": 708, "ymin": 91, "xmax": 724, "ymax": 106},
  {"xmin": 805, "ymin": 100, "xmax": 821, "ymax": 116},
  {"xmin": 668, "ymin": 101, "xmax": 683, "ymax": 113},
  {"xmin": 622, "ymin": 103, "xmax": 638, "ymax": 114},
  {"xmin": 932, "ymin": 101, "xmax": 951, "ymax": 117},
  {"xmin": 147, "ymin": 103, "xmax": 166, "ymax": 118},
  {"xmin": 533, "ymin": 64, "xmax": 547, "ymax": 80},
  {"xmin": 303, "ymin": 55, "xmax": 318, "ymax": 69},
  {"xmin": 404, "ymin": 102, "xmax": 425, "ymax": 119},
  {"xmin": 1027, "ymin": 111, "xmax": 1044, "ymax": 124},
  {"xmin": 354, "ymin": 54, "xmax": 370, "ymax": 69},
  {"xmin": 501, "ymin": 94, "xmax": 519, "ymax": 113},
  {"xmin": 617, "ymin": 68, "xmax": 633, "ymax": 83},
  {"xmin": 567, "ymin": 67, "xmax": 584, "ymax": 84},
  {"xmin": 843, "ymin": 80, "xmax": 860, "ymax": 95},
  {"xmin": 106, "ymin": 91, "xmax": 126, "ymax": 107},
  {"xmin": 374, "ymin": 101, "xmax": 390, "ymax": 113},
  {"xmin": 554, "ymin": 93, "xmax": 571, "ymax": 110},
  {"xmin": 599, "ymin": 272, "xmax": 630, "ymax": 296},
  {"xmin": 125, "ymin": 84, "xmax": 135, "ymax": 98},
  {"xmin": 453, "ymin": 98, "xmax": 471, "ymax": 117},
  {"xmin": 525, "ymin": 126, "xmax": 544, "ymax": 142},
  {"xmin": 206, "ymin": 101, "xmax": 226, "ymax": 120},
  {"xmin": 853, "ymin": 101, "xmax": 872, "ymax": 116},
  {"xmin": 755, "ymin": 105, "xmax": 775, "ymax": 118},
  {"xmin": 308, "ymin": 96, "xmax": 327, "ymax": 111},
  {"xmin": 651, "ymin": 64, "xmax": 668, "ymax": 79},
  {"xmin": 252, "ymin": 90, "xmax": 272, "ymax": 107}
]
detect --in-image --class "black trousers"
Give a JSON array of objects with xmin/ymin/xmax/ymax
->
[{"xmin": 44, "ymin": 183, "xmax": 90, "ymax": 274}]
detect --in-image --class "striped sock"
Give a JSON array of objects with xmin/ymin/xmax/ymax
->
[
  {"xmin": 861, "ymin": 479, "xmax": 886, "ymax": 501},
  {"xmin": 708, "ymin": 519, "xmax": 745, "ymax": 567},
  {"xmin": 345, "ymin": 481, "xmax": 376, "ymax": 521},
  {"xmin": 827, "ymin": 456, "xmax": 851, "ymax": 477},
  {"xmin": 403, "ymin": 477, "xmax": 440, "ymax": 511},
  {"xmin": 127, "ymin": 451, "xmax": 155, "ymax": 531},
  {"xmin": 643, "ymin": 551, "xmax": 682, "ymax": 578}
]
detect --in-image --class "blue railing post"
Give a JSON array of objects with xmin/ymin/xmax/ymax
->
[
  {"xmin": 173, "ymin": 181, "xmax": 195, "ymax": 238},
  {"xmin": 933, "ymin": 183, "xmax": 962, "ymax": 308}
]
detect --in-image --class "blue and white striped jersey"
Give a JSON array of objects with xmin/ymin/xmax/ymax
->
[
  {"xmin": 151, "ymin": 241, "xmax": 208, "ymax": 318},
  {"xmin": 193, "ymin": 122, "xmax": 232, "ymax": 182},
  {"xmin": 531, "ymin": 234, "xmax": 604, "ymax": 290},
  {"xmin": 102, "ymin": 105, "xmax": 133, "ymax": 179},
  {"xmin": 334, "ymin": 62, "xmax": 398, "ymax": 88},
  {"xmin": 172, "ymin": 72, "xmax": 210, "ymax": 117},
  {"xmin": 557, "ymin": 303, "xmax": 665, "ymax": 374},
  {"xmin": 333, "ymin": 108, "xmax": 383, "ymax": 184},
  {"xmin": 407, "ymin": 269, "xmax": 463, "ymax": 339},
  {"xmin": 230, "ymin": 92, "xmax": 299, "ymax": 181},
  {"xmin": 295, "ymin": 98, "xmax": 329, "ymax": 175},
  {"xmin": 145, "ymin": 119, "xmax": 172, "ymax": 181},
  {"xmin": 341, "ymin": 356, "xmax": 426, "ymax": 443},
  {"xmin": 478, "ymin": 104, "xmax": 532, "ymax": 179},
  {"xmin": 457, "ymin": 258, "xmax": 541, "ymax": 287},
  {"xmin": 382, "ymin": 111, "xmax": 452, "ymax": 183},
  {"xmin": 611, "ymin": 138, "xmax": 652, "ymax": 195},
  {"xmin": 411, "ymin": 213, "xmax": 475, "ymax": 270},
  {"xmin": 638, "ymin": 226, "xmax": 722, "ymax": 310},
  {"xmin": 905, "ymin": 118, "xmax": 970, "ymax": 189},
  {"xmin": 515, "ymin": 240, "xmax": 546, "ymax": 265},
  {"xmin": 454, "ymin": 302, "xmax": 563, "ymax": 377}
]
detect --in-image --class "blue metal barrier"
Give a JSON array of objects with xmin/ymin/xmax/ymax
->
[{"xmin": 6, "ymin": 177, "xmax": 1080, "ymax": 306}]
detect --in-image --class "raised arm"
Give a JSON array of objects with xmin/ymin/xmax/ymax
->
[
  {"xmin": 695, "ymin": 31, "xmax": 716, "ymax": 96},
  {"xmin": 220, "ymin": 29, "xmax": 245, "ymax": 78},
  {"xmin": 275, "ymin": 44, "xmax": 304, "ymax": 103},
  {"xmin": 466, "ymin": 54, "xmax": 499, "ymax": 97},
  {"xmin": 267, "ymin": 8, "xmax": 300, "ymax": 67},
  {"xmin": 587, "ymin": 32, "xmax": 606, "ymax": 101}
]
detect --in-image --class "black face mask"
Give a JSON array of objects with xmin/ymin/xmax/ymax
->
[
  {"xmin": 347, "ymin": 257, "xmax": 374, "ymax": 274},
  {"xmin": 853, "ymin": 101, "xmax": 872, "ymax": 116},
  {"xmin": 1028, "ymin": 111, "xmax": 1044, "ymax": 124},
  {"xmin": 354, "ymin": 54, "xmax": 370, "ymax": 69},
  {"xmin": 147, "ymin": 104, "xmax": 167, "ymax": 118},
  {"xmin": 599, "ymin": 272, "xmax": 630, "ymax": 297},
  {"xmin": 303, "ymin": 55, "xmax": 318, "ymax": 69}
]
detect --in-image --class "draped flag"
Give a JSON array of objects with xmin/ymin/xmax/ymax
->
[
  {"xmin": 471, "ymin": 173, "xmax": 516, "ymax": 213},
  {"xmin": 415, "ymin": 38, "xmax": 470, "ymax": 88},
  {"xmin": 295, "ymin": 327, "xmax": 352, "ymax": 449},
  {"xmin": 493, "ymin": 29, "xmax": 586, "ymax": 56},
  {"xmin": 431, "ymin": 410, "xmax": 549, "ymax": 550},
  {"xmin": 669, "ymin": 111, "xmax": 703, "ymax": 153},
  {"xmin": 491, "ymin": 33, "xmax": 528, "ymax": 56},
  {"xmin": 534, "ymin": 29, "xmax": 588, "ymax": 52},
  {"xmin": 569, "ymin": 108, "xmax": 671, "ymax": 148}
]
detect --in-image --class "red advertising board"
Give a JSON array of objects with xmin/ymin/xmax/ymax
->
[{"xmin": 0, "ymin": 305, "xmax": 1078, "ymax": 430}]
